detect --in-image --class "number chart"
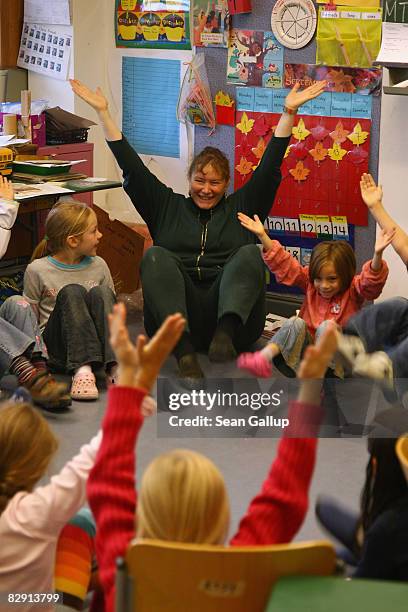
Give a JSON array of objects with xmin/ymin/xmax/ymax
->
[{"xmin": 264, "ymin": 215, "xmax": 354, "ymax": 294}]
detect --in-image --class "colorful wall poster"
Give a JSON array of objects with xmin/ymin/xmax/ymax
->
[
  {"xmin": 115, "ymin": 0, "xmax": 191, "ymax": 49},
  {"xmin": 234, "ymin": 111, "xmax": 371, "ymax": 225},
  {"xmin": 227, "ymin": 30, "xmax": 284, "ymax": 87},
  {"xmin": 193, "ymin": 0, "xmax": 230, "ymax": 47},
  {"xmin": 284, "ymin": 64, "xmax": 382, "ymax": 95}
]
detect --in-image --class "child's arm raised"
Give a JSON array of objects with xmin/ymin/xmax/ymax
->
[
  {"xmin": 230, "ymin": 324, "xmax": 337, "ymax": 547},
  {"xmin": 0, "ymin": 177, "xmax": 19, "ymax": 259},
  {"xmin": 361, "ymin": 173, "xmax": 408, "ymax": 266},
  {"xmin": 370, "ymin": 226, "xmax": 395, "ymax": 272},
  {"xmin": 352, "ymin": 227, "xmax": 393, "ymax": 301},
  {"xmin": 238, "ymin": 212, "xmax": 308, "ymax": 291},
  {"xmin": 87, "ymin": 305, "xmax": 185, "ymax": 611}
]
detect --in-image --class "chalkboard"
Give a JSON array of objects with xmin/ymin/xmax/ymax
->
[{"xmin": 383, "ymin": 0, "xmax": 408, "ymax": 23}]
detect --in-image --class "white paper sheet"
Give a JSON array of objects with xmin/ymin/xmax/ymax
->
[
  {"xmin": 12, "ymin": 182, "xmax": 74, "ymax": 201},
  {"xmin": 24, "ymin": 0, "xmax": 71, "ymax": 25},
  {"xmin": 17, "ymin": 24, "xmax": 73, "ymax": 81},
  {"xmin": 376, "ymin": 22, "xmax": 408, "ymax": 65}
]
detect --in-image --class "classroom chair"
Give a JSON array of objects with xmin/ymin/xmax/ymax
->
[
  {"xmin": 396, "ymin": 433, "xmax": 408, "ymax": 484},
  {"xmin": 115, "ymin": 539, "xmax": 336, "ymax": 612},
  {"xmin": 265, "ymin": 575, "xmax": 408, "ymax": 612}
]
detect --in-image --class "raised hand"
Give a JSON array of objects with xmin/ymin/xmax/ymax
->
[
  {"xmin": 374, "ymin": 227, "xmax": 396, "ymax": 256},
  {"xmin": 285, "ymin": 81, "xmax": 327, "ymax": 111},
  {"xmin": 109, "ymin": 302, "xmax": 139, "ymax": 370},
  {"xmin": 298, "ymin": 322, "xmax": 338, "ymax": 380},
  {"xmin": 69, "ymin": 79, "xmax": 109, "ymax": 113},
  {"xmin": 0, "ymin": 176, "xmax": 14, "ymax": 201},
  {"xmin": 360, "ymin": 173, "xmax": 382, "ymax": 209},
  {"xmin": 135, "ymin": 312, "xmax": 186, "ymax": 391},
  {"xmin": 237, "ymin": 212, "xmax": 265, "ymax": 238}
]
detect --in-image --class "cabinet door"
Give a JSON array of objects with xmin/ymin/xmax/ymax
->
[{"xmin": 0, "ymin": 0, "xmax": 24, "ymax": 69}]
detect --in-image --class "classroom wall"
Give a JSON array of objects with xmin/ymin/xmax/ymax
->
[
  {"xmin": 28, "ymin": 0, "xmax": 192, "ymax": 222},
  {"xmin": 377, "ymin": 71, "xmax": 408, "ymax": 299},
  {"xmin": 195, "ymin": 1, "xmax": 380, "ymax": 274}
]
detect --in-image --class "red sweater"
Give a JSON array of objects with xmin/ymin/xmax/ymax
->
[
  {"xmin": 263, "ymin": 241, "xmax": 388, "ymax": 337},
  {"xmin": 87, "ymin": 387, "xmax": 324, "ymax": 612}
]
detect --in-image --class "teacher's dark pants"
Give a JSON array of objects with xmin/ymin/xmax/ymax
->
[{"xmin": 140, "ymin": 244, "xmax": 266, "ymax": 351}]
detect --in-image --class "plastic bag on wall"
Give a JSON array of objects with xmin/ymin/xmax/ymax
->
[{"xmin": 177, "ymin": 53, "xmax": 215, "ymax": 131}]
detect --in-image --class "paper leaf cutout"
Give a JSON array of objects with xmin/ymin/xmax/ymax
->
[
  {"xmin": 237, "ymin": 112, "xmax": 255, "ymax": 136},
  {"xmin": 252, "ymin": 163, "xmax": 260, "ymax": 170},
  {"xmin": 235, "ymin": 156, "xmax": 253, "ymax": 176},
  {"xmin": 290, "ymin": 141, "xmax": 308, "ymax": 160},
  {"xmin": 347, "ymin": 146, "xmax": 369, "ymax": 165},
  {"xmin": 251, "ymin": 138, "xmax": 266, "ymax": 160},
  {"xmin": 329, "ymin": 121, "xmax": 350, "ymax": 144},
  {"xmin": 310, "ymin": 124, "xmax": 330, "ymax": 141},
  {"xmin": 284, "ymin": 145, "xmax": 291, "ymax": 159},
  {"xmin": 253, "ymin": 116, "xmax": 271, "ymax": 137},
  {"xmin": 289, "ymin": 161, "xmax": 310, "ymax": 181},
  {"xmin": 347, "ymin": 122, "xmax": 369, "ymax": 146},
  {"xmin": 328, "ymin": 143, "xmax": 347, "ymax": 162},
  {"xmin": 327, "ymin": 69, "xmax": 356, "ymax": 94},
  {"xmin": 292, "ymin": 118, "xmax": 311, "ymax": 141},
  {"xmin": 309, "ymin": 141, "xmax": 328, "ymax": 163},
  {"xmin": 236, "ymin": 141, "xmax": 253, "ymax": 157}
]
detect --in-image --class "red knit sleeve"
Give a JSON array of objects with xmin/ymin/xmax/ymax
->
[
  {"xmin": 87, "ymin": 386, "xmax": 146, "ymax": 612},
  {"xmin": 263, "ymin": 242, "xmax": 309, "ymax": 292},
  {"xmin": 352, "ymin": 259, "xmax": 389, "ymax": 301},
  {"xmin": 229, "ymin": 401, "xmax": 323, "ymax": 547}
]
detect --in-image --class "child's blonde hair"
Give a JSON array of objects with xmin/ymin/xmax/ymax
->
[
  {"xmin": 0, "ymin": 402, "xmax": 58, "ymax": 515},
  {"xmin": 137, "ymin": 449, "xmax": 230, "ymax": 544},
  {"xmin": 309, "ymin": 241, "xmax": 356, "ymax": 293},
  {"xmin": 31, "ymin": 199, "xmax": 95, "ymax": 261}
]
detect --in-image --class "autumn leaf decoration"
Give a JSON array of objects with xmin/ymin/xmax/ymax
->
[
  {"xmin": 328, "ymin": 142, "xmax": 347, "ymax": 163},
  {"xmin": 292, "ymin": 118, "xmax": 311, "ymax": 142},
  {"xmin": 310, "ymin": 124, "xmax": 330, "ymax": 141},
  {"xmin": 347, "ymin": 122, "xmax": 369, "ymax": 146},
  {"xmin": 289, "ymin": 161, "xmax": 310, "ymax": 182},
  {"xmin": 253, "ymin": 115, "xmax": 271, "ymax": 137},
  {"xmin": 329, "ymin": 121, "xmax": 349, "ymax": 144},
  {"xmin": 235, "ymin": 157, "xmax": 253, "ymax": 177},
  {"xmin": 237, "ymin": 112, "xmax": 255, "ymax": 136},
  {"xmin": 251, "ymin": 138, "xmax": 266, "ymax": 159},
  {"xmin": 309, "ymin": 141, "xmax": 328, "ymax": 164}
]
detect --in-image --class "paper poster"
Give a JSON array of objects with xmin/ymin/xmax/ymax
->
[
  {"xmin": 24, "ymin": 0, "xmax": 71, "ymax": 25},
  {"xmin": 227, "ymin": 30, "xmax": 284, "ymax": 87},
  {"xmin": 17, "ymin": 23, "xmax": 72, "ymax": 80},
  {"xmin": 115, "ymin": 0, "xmax": 191, "ymax": 49},
  {"xmin": 122, "ymin": 57, "xmax": 180, "ymax": 158},
  {"xmin": 228, "ymin": 0, "xmax": 252, "ymax": 14},
  {"xmin": 193, "ymin": 0, "xmax": 230, "ymax": 47},
  {"xmin": 376, "ymin": 22, "xmax": 408, "ymax": 65},
  {"xmin": 284, "ymin": 64, "xmax": 382, "ymax": 95},
  {"xmin": 234, "ymin": 111, "xmax": 370, "ymax": 225}
]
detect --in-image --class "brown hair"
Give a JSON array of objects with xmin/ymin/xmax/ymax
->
[
  {"xmin": 137, "ymin": 449, "xmax": 230, "ymax": 545},
  {"xmin": 309, "ymin": 241, "xmax": 356, "ymax": 293},
  {"xmin": 31, "ymin": 199, "xmax": 95, "ymax": 261},
  {"xmin": 188, "ymin": 147, "xmax": 230, "ymax": 183},
  {"xmin": 0, "ymin": 402, "xmax": 58, "ymax": 515}
]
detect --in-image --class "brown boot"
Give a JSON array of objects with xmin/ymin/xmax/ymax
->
[{"xmin": 26, "ymin": 371, "xmax": 71, "ymax": 412}]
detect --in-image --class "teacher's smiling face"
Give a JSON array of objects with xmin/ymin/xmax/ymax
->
[{"xmin": 189, "ymin": 163, "xmax": 229, "ymax": 210}]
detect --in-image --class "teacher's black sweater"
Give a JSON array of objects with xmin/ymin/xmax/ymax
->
[{"xmin": 108, "ymin": 134, "xmax": 289, "ymax": 282}]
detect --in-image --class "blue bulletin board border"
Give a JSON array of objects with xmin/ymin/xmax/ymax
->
[{"xmin": 265, "ymin": 224, "xmax": 355, "ymax": 295}]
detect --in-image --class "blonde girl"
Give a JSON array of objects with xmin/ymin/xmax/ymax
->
[
  {"xmin": 0, "ymin": 399, "xmax": 101, "ymax": 610},
  {"xmin": 24, "ymin": 200, "xmax": 116, "ymax": 400},
  {"xmin": 87, "ymin": 304, "xmax": 337, "ymax": 612},
  {"xmin": 236, "ymin": 212, "xmax": 393, "ymax": 378}
]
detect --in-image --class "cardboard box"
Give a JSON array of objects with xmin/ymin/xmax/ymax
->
[{"xmin": 93, "ymin": 204, "xmax": 145, "ymax": 294}]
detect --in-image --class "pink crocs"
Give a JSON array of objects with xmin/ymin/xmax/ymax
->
[
  {"xmin": 237, "ymin": 351, "xmax": 273, "ymax": 378},
  {"xmin": 71, "ymin": 371, "xmax": 99, "ymax": 401}
]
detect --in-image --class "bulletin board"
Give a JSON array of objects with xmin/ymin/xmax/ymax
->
[{"xmin": 193, "ymin": 2, "xmax": 381, "ymax": 297}]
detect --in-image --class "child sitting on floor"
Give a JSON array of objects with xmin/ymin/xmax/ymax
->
[
  {"xmin": 236, "ymin": 211, "xmax": 392, "ymax": 378},
  {"xmin": 87, "ymin": 302, "xmax": 338, "ymax": 611},
  {"xmin": 0, "ymin": 177, "xmax": 69, "ymax": 411},
  {"xmin": 23, "ymin": 199, "xmax": 116, "ymax": 401}
]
